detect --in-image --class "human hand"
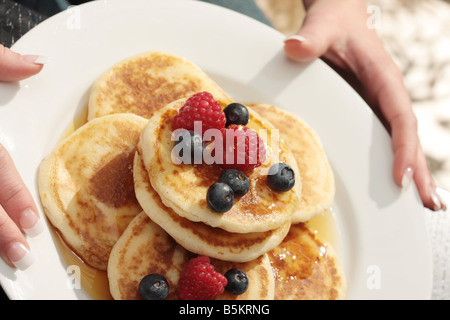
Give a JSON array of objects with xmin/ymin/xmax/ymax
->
[
  {"xmin": 0, "ymin": 145, "xmax": 44, "ymax": 270},
  {"xmin": 284, "ymin": 0, "xmax": 446, "ymax": 211},
  {"xmin": 0, "ymin": 45, "xmax": 44, "ymax": 270},
  {"xmin": 0, "ymin": 44, "xmax": 44, "ymax": 81}
]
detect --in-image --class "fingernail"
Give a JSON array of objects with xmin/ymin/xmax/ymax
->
[
  {"xmin": 22, "ymin": 55, "xmax": 48, "ymax": 65},
  {"xmin": 284, "ymin": 35, "xmax": 306, "ymax": 43},
  {"xmin": 401, "ymin": 167, "xmax": 414, "ymax": 189},
  {"xmin": 6, "ymin": 242, "xmax": 35, "ymax": 270},
  {"xmin": 436, "ymin": 192, "xmax": 447, "ymax": 211},
  {"xmin": 19, "ymin": 209, "xmax": 44, "ymax": 237},
  {"xmin": 429, "ymin": 186, "xmax": 441, "ymax": 211}
]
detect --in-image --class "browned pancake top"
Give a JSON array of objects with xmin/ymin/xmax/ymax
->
[
  {"xmin": 114, "ymin": 214, "xmax": 191, "ymax": 300},
  {"xmin": 89, "ymin": 151, "xmax": 137, "ymax": 208},
  {"xmin": 246, "ymin": 103, "xmax": 335, "ymax": 223},
  {"xmin": 93, "ymin": 53, "xmax": 221, "ymax": 119},
  {"xmin": 41, "ymin": 114, "xmax": 147, "ymax": 270}
]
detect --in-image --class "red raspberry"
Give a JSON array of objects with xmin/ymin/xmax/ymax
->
[
  {"xmin": 177, "ymin": 255, "xmax": 227, "ymax": 300},
  {"xmin": 172, "ymin": 92, "xmax": 226, "ymax": 135},
  {"xmin": 220, "ymin": 124, "xmax": 266, "ymax": 172}
]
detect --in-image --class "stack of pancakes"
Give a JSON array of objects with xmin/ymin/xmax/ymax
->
[{"xmin": 38, "ymin": 51, "xmax": 345, "ymax": 300}]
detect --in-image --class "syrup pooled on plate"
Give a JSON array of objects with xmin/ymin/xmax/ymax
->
[
  {"xmin": 268, "ymin": 208, "xmax": 343, "ymax": 300},
  {"xmin": 52, "ymin": 228, "xmax": 113, "ymax": 300}
]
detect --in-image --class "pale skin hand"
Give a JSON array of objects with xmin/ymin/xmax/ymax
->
[
  {"xmin": 284, "ymin": 0, "xmax": 446, "ymax": 211},
  {"xmin": 0, "ymin": 45, "xmax": 44, "ymax": 269}
]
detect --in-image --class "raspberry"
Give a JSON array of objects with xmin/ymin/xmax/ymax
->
[
  {"xmin": 220, "ymin": 124, "xmax": 266, "ymax": 172},
  {"xmin": 177, "ymin": 256, "xmax": 227, "ymax": 300},
  {"xmin": 172, "ymin": 92, "xmax": 226, "ymax": 135}
]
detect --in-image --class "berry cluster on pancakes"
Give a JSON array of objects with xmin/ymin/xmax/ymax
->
[{"xmin": 137, "ymin": 93, "xmax": 302, "ymax": 234}]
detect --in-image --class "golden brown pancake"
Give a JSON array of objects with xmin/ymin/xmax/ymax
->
[
  {"xmin": 267, "ymin": 223, "xmax": 346, "ymax": 300},
  {"xmin": 247, "ymin": 103, "xmax": 335, "ymax": 223},
  {"xmin": 88, "ymin": 51, "xmax": 231, "ymax": 120},
  {"xmin": 38, "ymin": 113, "xmax": 148, "ymax": 270},
  {"xmin": 138, "ymin": 98, "xmax": 302, "ymax": 233},
  {"xmin": 108, "ymin": 212, "xmax": 275, "ymax": 300},
  {"xmin": 133, "ymin": 152, "xmax": 290, "ymax": 262}
]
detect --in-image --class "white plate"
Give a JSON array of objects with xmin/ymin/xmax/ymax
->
[{"xmin": 0, "ymin": 0, "xmax": 432, "ymax": 299}]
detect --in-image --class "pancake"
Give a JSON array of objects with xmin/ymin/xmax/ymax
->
[
  {"xmin": 267, "ymin": 223, "xmax": 346, "ymax": 300},
  {"xmin": 247, "ymin": 103, "xmax": 335, "ymax": 223},
  {"xmin": 88, "ymin": 51, "xmax": 231, "ymax": 120},
  {"xmin": 108, "ymin": 212, "xmax": 275, "ymax": 300},
  {"xmin": 138, "ymin": 98, "xmax": 302, "ymax": 233},
  {"xmin": 38, "ymin": 113, "xmax": 148, "ymax": 270},
  {"xmin": 133, "ymin": 152, "xmax": 290, "ymax": 262}
]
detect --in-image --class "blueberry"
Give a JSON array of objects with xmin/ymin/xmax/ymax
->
[
  {"xmin": 139, "ymin": 273, "xmax": 169, "ymax": 300},
  {"xmin": 207, "ymin": 182, "xmax": 234, "ymax": 213},
  {"xmin": 173, "ymin": 130, "xmax": 205, "ymax": 164},
  {"xmin": 219, "ymin": 169, "xmax": 250, "ymax": 197},
  {"xmin": 224, "ymin": 103, "xmax": 249, "ymax": 127},
  {"xmin": 267, "ymin": 163, "xmax": 295, "ymax": 192},
  {"xmin": 224, "ymin": 269, "xmax": 249, "ymax": 295}
]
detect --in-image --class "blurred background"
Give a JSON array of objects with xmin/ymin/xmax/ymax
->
[{"xmin": 1, "ymin": 0, "xmax": 450, "ymax": 192}]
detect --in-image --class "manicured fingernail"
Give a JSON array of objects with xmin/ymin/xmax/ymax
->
[
  {"xmin": 6, "ymin": 242, "xmax": 35, "ymax": 270},
  {"xmin": 284, "ymin": 35, "xmax": 306, "ymax": 43},
  {"xmin": 22, "ymin": 54, "xmax": 48, "ymax": 65},
  {"xmin": 429, "ymin": 186, "xmax": 441, "ymax": 211},
  {"xmin": 19, "ymin": 209, "xmax": 44, "ymax": 237},
  {"xmin": 401, "ymin": 167, "xmax": 413, "ymax": 189},
  {"xmin": 437, "ymin": 192, "xmax": 447, "ymax": 211}
]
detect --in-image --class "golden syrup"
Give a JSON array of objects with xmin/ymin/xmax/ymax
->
[
  {"xmin": 267, "ymin": 209, "xmax": 342, "ymax": 299},
  {"xmin": 51, "ymin": 227, "xmax": 113, "ymax": 300},
  {"xmin": 57, "ymin": 105, "xmax": 89, "ymax": 143},
  {"xmin": 305, "ymin": 207, "xmax": 339, "ymax": 250}
]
